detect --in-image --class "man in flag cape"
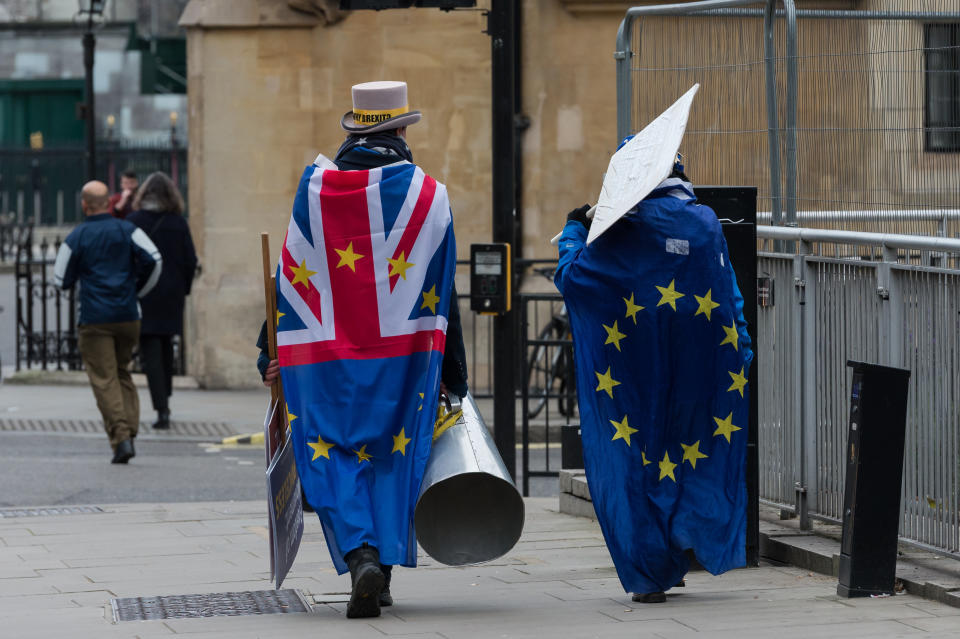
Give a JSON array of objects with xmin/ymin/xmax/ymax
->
[
  {"xmin": 261, "ymin": 81, "xmax": 467, "ymax": 618},
  {"xmin": 555, "ymin": 123, "xmax": 753, "ymax": 602}
]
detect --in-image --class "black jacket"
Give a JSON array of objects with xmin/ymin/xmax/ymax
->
[
  {"xmin": 127, "ymin": 210, "xmax": 198, "ymax": 335},
  {"xmin": 256, "ymin": 142, "xmax": 469, "ymax": 397}
]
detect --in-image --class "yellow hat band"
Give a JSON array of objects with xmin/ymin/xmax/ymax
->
[{"xmin": 353, "ymin": 105, "xmax": 409, "ymax": 126}]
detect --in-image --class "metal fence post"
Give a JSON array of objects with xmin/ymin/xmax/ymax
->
[
  {"xmin": 783, "ymin": 0, "xmax": 798, "ymax": 228},
  {"xmin": 763, "ymin": 0, "xmax": 783, "ymax": 227},
  {"xmin": 880, "ymin": 245, "xmax": 903, "ymax": 369},
  {"xmin": 793, "ymin": 239, "xmax": 814, "ymax": 529}
]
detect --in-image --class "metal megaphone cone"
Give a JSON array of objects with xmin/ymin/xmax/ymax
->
[{"xmin": 414, "ymin": 392, "xmax": 525, "ymax": 566}]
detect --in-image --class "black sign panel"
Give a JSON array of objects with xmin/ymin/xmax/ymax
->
[
  {"xmin": 267, "ymin": 437, "xmax": 304, "ymax": 589},
  {"xmin": 697, "ymin": 186, "xmax": 759, "ymax": 568}
]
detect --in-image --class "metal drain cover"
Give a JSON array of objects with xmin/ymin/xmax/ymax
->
[
  {"xmin": 111, "ymin": 589, "xmax": 310, "ymax": 622},
  {"xmin": 0, "ymin": 418, "xmax": 236, "ymax": 438},
  {"xmin": 0, "ymin": 506, "xmax": 104, "ymax": 518}
]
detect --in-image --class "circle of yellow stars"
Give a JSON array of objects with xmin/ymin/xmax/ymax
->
[{"xmin": 591, "ymin": 277, "xmax": 748, "ymax": 483}]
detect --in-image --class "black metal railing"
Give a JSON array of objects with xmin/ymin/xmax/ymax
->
[
  {"xmin": 14, "ymin": 230, "xmax": 80, "ymax": 371},
  {"xmin": 0, "ymin": 142, "xmax": 187, "ymax": 226}
]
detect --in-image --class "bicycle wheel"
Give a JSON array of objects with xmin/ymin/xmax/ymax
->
[
  {"xmin": 525, "ymin": 322, "xmax": 555, "ymax": 419},
  {"xmin": 556, "ymin": 341, "xmax": 578, "ymax": 418}
]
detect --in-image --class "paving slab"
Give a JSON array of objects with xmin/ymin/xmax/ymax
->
[{"xmin": 3, "ymin": 498, "xmax": 960, "ymax": 638}]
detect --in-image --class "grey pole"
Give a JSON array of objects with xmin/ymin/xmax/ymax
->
[
  {"xmin": 82, "ymin": 19, "xmax": 96, "ymax": 182},
  {"xmin": 783, "ymin": 0, "xmax": 798, "ymax": 228},
  {"xmin": 763, "ymin": 0, "xmax": 782, "ymax": 227},
  {"xmin": 489, "ymin": 0, "xmax": 518, "ymax": 481}
]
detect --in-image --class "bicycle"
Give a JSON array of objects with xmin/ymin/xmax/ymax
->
[{"xmin": 525, "ymin": 266, "xmax": 577, "ymax": 420}]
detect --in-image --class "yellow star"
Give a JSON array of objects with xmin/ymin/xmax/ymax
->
[
  {"xmin": 420, "ymin": 284, "xmax": 440, "ymax": 314},
  {"xmin": 720, "ymin": 322, "xmax": 739, "ymax": 351},
  {"xmin": 694, "ymin": 289, "xmax": 720, "ymax": 321},
  {"xmin": 595, "ymin": 366, "xmax": 621, "ymax": 398},
  {"xmin": 641, "ymin": 450, "xmax": 652, "ymax": 466},
  {"xmin": 610, "ymin": 414, "xmax": 638, "ymax": 446},
  {"xmin": 334, "ymin": 241, "xmax": 364, "ymax": 272},
  {"xmin": 727, "ymin": 366, "xmax": 748, "ymax": 397},
  {"xmin": 289, "ymin": 259, "xmax": 317, "ymax": 288},
  {"xmin": 602, "ymin": 320, "xmax": 627, "ymax": 352},
  {"xmin": 354, "ymin": 444, "xmax": 372, "ymax": 463},
  {"xmin": 307, "ymin": 434, "xmax": 334, "ymax": 461},
  {"xmin": 713, "ymin": 412, "xmax": 742, "ymax": 443},
  {"xmin": 276, "ymin": 310, "xmax": 285, "ymax": 325},
  {"xmin": 418, "ymin": 392, "xmax": 424, "ymax": 411},
  {"xmin": 681, "ymin": 440, "xmax": 709, "ymax": 469},
  {"xmin": 656, "ymin": 279, "xmax": 685, "ymax": 311},
  {"xmin": 387, "ymin": 251, "xmax": 414, "ymax": 280},
  {"xmin": 392, "ymin": 428, "xmax": 412, "ymax": 455},
  {"xmin": 623, "ymin": 293, "xmax": 644, "ymax": 324},
  {"xmin": 658, "ymin": 451, "xmax": 678, "ymax": 482},
  {"xmin": 286, "ymin": 410, "xmax": 297, "ymax": 425}
]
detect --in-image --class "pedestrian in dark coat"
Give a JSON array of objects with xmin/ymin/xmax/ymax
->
[{"xmin": 127, "ymin": 172, "xmax": 198, "ymax": 429}]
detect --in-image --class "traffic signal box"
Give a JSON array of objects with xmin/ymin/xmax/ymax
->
[{"xmin": 470, "ymin": 243, "xmax": 511, "ymax": 315}]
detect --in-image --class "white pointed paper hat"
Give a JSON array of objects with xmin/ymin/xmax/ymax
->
[{"xmin": 586, "ymin": 84, "xmax": 699, "ymax": 245}]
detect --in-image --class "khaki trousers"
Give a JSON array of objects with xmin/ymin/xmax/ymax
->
[{"xmin": 78, "ymin": 321, "xmax": 141, "ymax": 449}]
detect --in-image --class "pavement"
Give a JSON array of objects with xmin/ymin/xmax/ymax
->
[
  {"xmin": 4, "ymin": 499, "xmax": 960, "ymax": 638},
  {"xmin": 3, "ymin": 380, "xmax": 960, "ymax": 637},
  {"xmin": 560, "ymin": 471, "xmax": 960, "ymax": 613}
]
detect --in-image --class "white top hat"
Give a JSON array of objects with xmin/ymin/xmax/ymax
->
[{"xmin": 340, "ymin": 81, "xmax": 422, "ymax": 134}]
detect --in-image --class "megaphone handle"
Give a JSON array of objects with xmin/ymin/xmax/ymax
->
[{"xmin": 440, "ymin": 391, "xmax": 452, "ymax": 414}]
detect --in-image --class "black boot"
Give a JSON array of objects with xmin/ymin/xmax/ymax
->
[
  {"xmin": 632, "ymin": 591, "xmax": 666, "ymax": 603},
  {"xmin": 111, "ymin": 439, "xmax": 135, "ymax": 464},
  {"xmin": 379, "ymin": 565, "xmax": 393, "ymax": 607},
  {"xmin": 152, "ymin": 410, "xmax": 170, "ymax": 430},
  {"xmin": 345, "ymin": 544, "xmax": 384, "ymax": 618}
]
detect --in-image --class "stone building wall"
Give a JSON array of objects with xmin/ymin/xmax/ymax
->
[
  {"xmin": 181, "ymin": 0, "xmax": 503, "ymax": 387},
  {"xmin": 180, "ymin": 0, "xmax": 951, "ymax": 388}
]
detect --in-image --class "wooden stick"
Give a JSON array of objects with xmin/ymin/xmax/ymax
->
[{"xmin": 261, "ymin": 232, "xmax": 280, "ymax": 402}]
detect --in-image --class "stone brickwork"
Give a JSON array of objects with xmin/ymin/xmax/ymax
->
[{"xmin": 181, "ymin": 0, "xmax": 625, "ymax": 387}]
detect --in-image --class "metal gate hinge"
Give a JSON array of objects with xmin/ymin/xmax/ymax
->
[
  {"xmin": 876, "ymin": 286, "xmax": 890, "ymax": 300},
  {"xmin": 613, "ymin": 50, "xmax": 629, "ymax": 60}
]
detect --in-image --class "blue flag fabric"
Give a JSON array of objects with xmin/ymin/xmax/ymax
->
[
  {"xmin": 555, "ymin": 178, "xmax": 753, "ymax": 594},
  {"xmin": 276, "ymin": 155, "xmax": 456, "ymax": 574}
]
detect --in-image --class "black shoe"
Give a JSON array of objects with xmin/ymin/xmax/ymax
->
[
  {"xmin": 675, "ymin": 578, "xmax": 686, "ymax": 588},
  {"xmin": 152, "ymin": 410, "xmax": 170, "ymax": 430},
  {"xmin": 111, "ymin": 439, "xmax": 135, "ymax": 464},
  {"xmin": 301, "ymin": 487, "xmax": 315, "ymax": 513},
  {"xmin": 379, "ymin": 565, "xmax": 393, "ymax": 607},
  {"xmin": 345, "ymin": 544, "xmax": 384, "ymax": 618},
  {"xmin": 632, "ymin": 591, "xmax": 666, "ymax": 604}
]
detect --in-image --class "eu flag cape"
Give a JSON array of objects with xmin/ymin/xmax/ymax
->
[
  {"xmin": 276, "ymin": 154, "xmax": 456, "ymax": 574},
  {"xmin": 555, "ymin": 178, "xmax": 753, "ymax": 594}
]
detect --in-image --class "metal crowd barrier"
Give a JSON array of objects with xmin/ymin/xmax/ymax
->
[{"xmin": 757, "ymin": 225, "xmax": 960, "ymax": 560}]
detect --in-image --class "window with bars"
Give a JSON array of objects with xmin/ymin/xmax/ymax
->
[{"xmin": 925, "ymin": 24, "xmax": 960, "ymax": 152}]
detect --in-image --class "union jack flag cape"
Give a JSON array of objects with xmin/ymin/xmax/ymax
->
[{"xmin": 276, "ymin": 154, "xmax": 456, "ymax": 573}]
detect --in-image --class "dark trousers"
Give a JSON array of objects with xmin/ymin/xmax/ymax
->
[
  {"xmin": 78, "ymin": 321, "xmax": 140, "ymax": 449},
  {"xmin": 140, "ymin": 334, "xmax": 174, "ymax": 414}
]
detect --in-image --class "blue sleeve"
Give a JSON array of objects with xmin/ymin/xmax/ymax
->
[
  {"xmin": 256, "ymin": 320, "xmax": 270, "ymax": 379},
  {"xmin": 553, "ymin": 220, "xmax": 588, "ymax": 295}
]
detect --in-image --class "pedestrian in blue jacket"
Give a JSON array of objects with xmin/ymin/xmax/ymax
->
[{"xmin": 54, "ymin": 180, "xmax": 162, "ymax": 463}]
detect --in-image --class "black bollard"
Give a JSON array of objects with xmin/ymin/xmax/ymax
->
[{"xmin": 837, "ymin": 360, "xmax": 911, "ymax": 598}]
